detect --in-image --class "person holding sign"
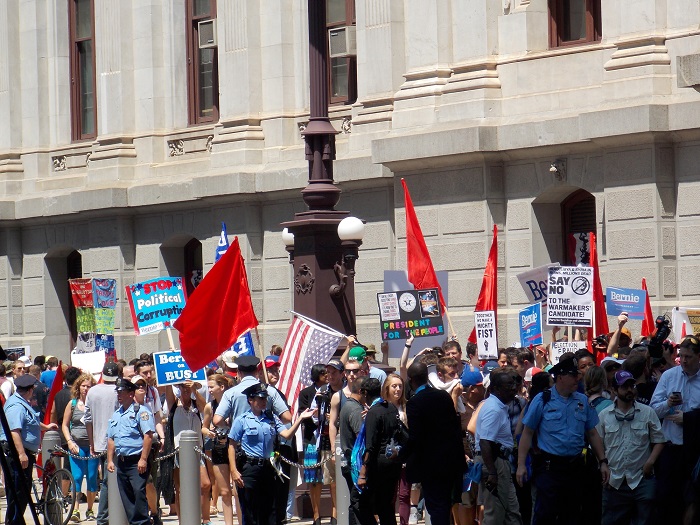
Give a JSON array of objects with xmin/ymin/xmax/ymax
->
[{"xmin": 229, "ymin": 383, "xmax": 316, "ymax": 525}]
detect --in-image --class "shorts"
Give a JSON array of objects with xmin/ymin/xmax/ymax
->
[
  {"xmin": 211, "ymin": 445, "xmax": 228, "ymax": 466},
  {"xmin": 460, "ymin": 482, "xmax": 477, "ymax": 507}
]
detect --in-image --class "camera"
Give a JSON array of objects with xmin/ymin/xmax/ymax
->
[{"xmin": 648, "ymin": 315, "xmax": 671, "ymax": 359}]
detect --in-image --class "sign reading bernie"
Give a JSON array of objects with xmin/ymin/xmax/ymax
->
[
  {"xmin": 125, "ymin": 277, "xmax": 187, "ymax": 335},
  {"xmin": 519, "ymin": 303, "xmax": 543, "ymax": 347},
  {"xmin": 546, "ymin": 266, "xmax": 593, "ymax": 327},
  {"xmin": 377, "ymin": 288, "xmax": 445, "ymax": 341},
  {"xmin": 605, "ymin": 286, "xmax": 647, "ymax": 319},
  {"xmin": 153, "ymin": 350, "xmax": 206, "ymax": 386}
]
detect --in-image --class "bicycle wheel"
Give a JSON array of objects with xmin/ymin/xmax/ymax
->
[{"xmin": 43, "ymin": 468, "xmax": 76, "ymax": 525}]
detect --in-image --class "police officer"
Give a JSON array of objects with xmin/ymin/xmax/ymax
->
[
  {"xmin": 0, "ymin": 374, "xmax": 58, "ymax": 524},
  {"xmin": 229, "ymin": 383, "xmax": 315, "ymax": 525},
  {"xmin": 106, "ymin": 377, "xmax": 155, "ymax": 525},
  {"xmin": 516, "ymin": 356, "xmax": 610, "ymax": 524}
]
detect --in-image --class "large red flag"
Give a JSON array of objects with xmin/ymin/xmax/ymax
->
[
  {"xmin": 43, "ymin": 362, "xmax": 65, "ymax": 426},
  {"xmin": 402, "ymin": 179, "xmax": 447, "ymax": 312},
  {"xmin": 174, "ymin": 237, "xmax": 259, "ymax": 371},
  {"xmin": 468, "ymin": 225, "xmax": 498, "ymax": 343},
  {"xmin": 641, "ymin": 278, "xmax": 654, "ymax": 337},
  {"xmin": 590, "ymin": 232, "xmax": 609, "ymax": 338}
]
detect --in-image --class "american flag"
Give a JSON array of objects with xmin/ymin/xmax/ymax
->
[{"xmin": 277, "ymin": 315, "xmax": 344, "ymax": 411}]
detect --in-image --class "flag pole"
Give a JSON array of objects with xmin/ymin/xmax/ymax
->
[
  {"xmin": 443, "ymin": 305, "xmax": 457, "ymax": 340},
  {"xmin": 254, "ymin": 326, "xmax": 270, "ymax": 384},
  {"xmin": 166, "ymin": 327, "xmax": 176, "ymax": 351}
]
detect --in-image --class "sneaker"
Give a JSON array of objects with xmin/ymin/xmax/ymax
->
[
  {"xmin": 70, "ymin": 510, "xmax": 81, "ymax": 522},
  {"xmin": 85, "ymin": 510, "xmax": 95, "ymax": 521},
  {"xmin": 409, "ymin": 507, "xmax": 419, "ymax": 525}
]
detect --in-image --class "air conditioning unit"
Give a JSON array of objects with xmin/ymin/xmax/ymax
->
[
  {"xmin": 198, "ymin": 19, "xmax": 217, "ymax": 49},
  {"xmin": 329, "ymin": 26, "xmax": 357, "ymax": 58}
]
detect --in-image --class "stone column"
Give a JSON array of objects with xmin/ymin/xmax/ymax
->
[{"xmin": 0, "ymin": 2, "xmax": 23, "ymax": 194}]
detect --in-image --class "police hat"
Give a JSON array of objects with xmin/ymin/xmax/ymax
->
[
  {"xmin": 550, "ymin": 357, "xmax": 579, "ymax": 377},
  {"xmin": 236, "ymin": 355, "xmax": 260, "ymax": 371},
  {"xmin": 14, "ymin": 374, "xmax": 37, "ymax": 389},
  {"xmin": 115, "ymin": 378, "xmax": 137, "ymax": 392},
  {"xmin": 243, "ymin": 383, "xmax": 268, "ymax": 398}
]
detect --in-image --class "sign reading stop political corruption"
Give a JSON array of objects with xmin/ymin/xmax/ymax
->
[
  {"xmin": 606, "ymin": 286, "xmax": 647, "ymax": 319},
  {"xmin": 125, "ymin": 277, "xmax": 187, "ymax": 335},
  {"xmin": 546, "ymin": 266, "xmax": 593, "ymax": 327},
  {"xmin": 550, "ymin": 341, "xmax": 587, "ymax": 364},
  {"xmin": 475, "ymin": 310, "xmax": 498, "ymax": 360},
  {"xmin": 519, "ymin": 303, "xmax": 543, "ymax": 347},
  {"xmin": 153, "ymin": 350, "xmax": 206, "ymax": 386},
  {"xmin": 377, "ymin": 288, "xmax": 445, "ymax": 341}
]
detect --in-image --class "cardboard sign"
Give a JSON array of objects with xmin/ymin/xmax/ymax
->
[
  {"xmin": 550, "ymin": 341, "xmax": 587, "ymax": 364},
  {"xmin": 671, "ymin": 307, "xmax": 700, "ymax": 341},
  {"xmin": 71, "ymin": 349, "xmax": 106, "ymax": 376},
  {"xmin": 605, "ymin": 286, "xmax": 646, "ymax": 319},
  {"xmin": 546, "ymin": 266, "xmax": 593, "ymax": 327},
  {"xmin": 125, "ymin": 277, "xmax": 187, "ymax": 335},
  {"xmin": 517, "ymin": 264, "xmax": 560, "ymax": 304},
  {"xmin": 377, "ymin": 288, "xmax": 445, "ymax": 341},
  {"xmin": 153, "ymin": 351, "xmax": 206, "ymax": 386},
  {"xmin": 474, "ymin": 310, "xmax": 498, "ymax": 359},
  {"xmin": 519, "ymin": 303, "xmax": 543, "ymax": 347}
]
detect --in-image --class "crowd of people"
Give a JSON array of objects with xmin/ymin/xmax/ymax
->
[{"xmin": 0, "ymin": 311, "xmax": 699, "ymax": 525}]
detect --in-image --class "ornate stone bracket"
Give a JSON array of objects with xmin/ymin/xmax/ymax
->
[
  {"xmin": 294, "ymin": 264, "xmax": 315, "ymax": 294},
  {"xmin": 168, "ymin": 139, "xmax": 185, "ymax": 157},
  {"xmin": 52, "ymin": 156, "xmax": 66, "ymax": 172},
  {"xmin": 298, "ymin": 122, "xmax": 308, "ymax": 138},
  {"xmin": 206, "ymin": 135, "xmax": 214, "ymax": 152},
  {"xmin": 340, "ymin": 116, "xmax": 352, "ymax": 134}
]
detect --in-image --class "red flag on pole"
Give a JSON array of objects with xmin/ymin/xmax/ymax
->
[
  {"xmin": 402, "ymin": 179, "xmax": 447, "ymax": 313},
  {"xmin": 43, "ymin": 362, "xmax": 65, "ymax": 426},
  {"xmin": 174, "ymin": 237, "xmax": 259, "ymax": 372},
  {"xmin": 468, "ymin": 225, "xmax": 498, "ymax": 343},
  {"xmin": 641, "ymin": 278, "xmax": 654, "ymax": 337},
  {"xmin": 590, "ymin": 232, "xmax": 609, "ymax": 338}
]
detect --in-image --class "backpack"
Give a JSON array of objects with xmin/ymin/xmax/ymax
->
[{"xmin": 350, "ymin": 397, "xmax": 382, "ymax": 490}]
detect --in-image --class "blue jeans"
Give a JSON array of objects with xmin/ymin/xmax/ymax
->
[{"xmin": 602, "ymin": 478, "xmax": 656, "ymax": 525}]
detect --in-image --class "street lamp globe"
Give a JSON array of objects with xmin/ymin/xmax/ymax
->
[{"xmin": 337, "ymin": 216, "xmax": 365, "ymax": 242}]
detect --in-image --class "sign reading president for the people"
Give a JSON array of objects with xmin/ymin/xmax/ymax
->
[
  {"xmin": 126, "ymin": 277, "xmax": 187, "ymax": 335},
  {"xmin": 546, "ymin": 266, "xmax": 593, "ymax": 327},
  {"xmin": 377, "ymin": 288, "xmax": 445, "ymax": 341}
]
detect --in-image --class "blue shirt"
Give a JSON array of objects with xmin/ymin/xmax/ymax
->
[
  {"xmin": 522, "ymin": 387, "xmax": 598, "ymax": 456},
  {"xmin": 475, "ymin": 395, "xmax": 514, "ymax": 451},
  {"xmin": 107, "ymin": 403, "xmax": 155, "ymax": 456},
  {"xmin": 369, "ymin": 366, "xmax": 387, "ymax": 387},
  {"xmin": 215, "ymin": 376, "xmax": 289, "ymax": 423},
  {"xmin": 650, "ymin": 365, "xmax": 700, "ymax": 445},
  {"xmin": 229, "ymin": 409, "xmax": 286, "ymax": 458},
  {"xmin": 0, "ymin": 393, "xmax": 41, "ymax": 452},
  {"xmin": 40, "ymin": 369, "xmax": 57, "ymax": 390}
]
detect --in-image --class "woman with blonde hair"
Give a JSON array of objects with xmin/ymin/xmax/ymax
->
[{"xmin": 61, "ymin": 372, "xmax": 97, "ymax": 522}]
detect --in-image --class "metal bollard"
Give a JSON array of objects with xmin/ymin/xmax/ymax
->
[
  {"xmin": 179, "ymin": 430, "xmax": 202, "ymax": 525},
  {"xmin": 40, "ymin": 431, "xmax": 62, "ymax": 471},
  {"xmin": 107, "ymin": 467, "xmax": 128, "ymax": 525},
  {"xmin": 335, "ymin": 436, "xmax": 349, "ymax": 525}
]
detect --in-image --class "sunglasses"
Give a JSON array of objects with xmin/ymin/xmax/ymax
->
[
  {"xmin": 614, "ymin": 411, "xmax": 635, "ymax": 422},
  {"xmin": 684, "ymin": 335, "xmax": 700, "ymax": 346}
]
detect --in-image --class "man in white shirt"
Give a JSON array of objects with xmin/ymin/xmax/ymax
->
[{"xmin": 598, "ymin": 370, "xmax": 664, "ymax": 525}]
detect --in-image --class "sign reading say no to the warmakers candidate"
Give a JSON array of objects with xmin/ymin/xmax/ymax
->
[
  {"xmin": 125, "ymin": 277, "xmax": 187, "ymax": 335},
  {"xmin": 153, "ymin": 350, "xmax": 206, "ymax": 386},
  {"xmin": 546, "ymin": 266, "xmax": 593, "ymax": 327}
]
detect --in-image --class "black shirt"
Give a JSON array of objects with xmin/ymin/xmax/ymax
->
[
  {"xmin": 54, "ymin": 387, "xmax": 72, "ymax": 444},
  {"xmin": 365, "ymin": 400, "xmax": 403, "ymax": 463}
]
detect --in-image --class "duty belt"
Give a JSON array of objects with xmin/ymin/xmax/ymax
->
[{"xmin": 244, "ymin": 455, "xmax": 268, "ymax": 466}]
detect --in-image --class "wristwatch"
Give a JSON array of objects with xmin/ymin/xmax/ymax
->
[{"xmin": 599, "ymin": 458, "xmax": 609, "ymax": 465}]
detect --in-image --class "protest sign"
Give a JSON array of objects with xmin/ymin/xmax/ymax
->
[
  {"xmin": 550, "ymin": 341, "xmax": 587, "ymax": 364},
  {"xmin": 5, "ymin": 346, "xmax": 30, "ymax": 361},
  {"xmin": 94, "ymin": 308, "xmax": 115, "ymax": 335},
  {"xmin": 69, "ymin": 279, "xmax": 94, "ymax": 308},
  {"xmin": 153, "ymin": 350, "xmax": 206, "ymax": 386},
  {"xmin": 95, "ymin": 334, "xmax": 116, "ymax": 361},
  {"xmin": 474, "ymin": 310, "xmax": 497, "ymax": 359},
  {"xmin": 517, "ymin": 264, "xmax": 560, "ymax": 304},
  {"xmin": 71, "ymin": 349, "xmax": 106, "ymax": 377},
  {"xmin": 546, "ymin": 266, "xmax": 593, "ymax": 327},
  {"xmin": 519, "ymin": 303, "xmax": 543, "ymax": 347},
  {"xmin": 377, "ymin": 288, "xmax": 445, "ymax": 341},
  {"xmin": 606, "ymin": 286, "xmax": 646, "ymax": 319},
  {"xmin": 93, "ymin": 278, "xmax": 117, "ymax": 308},
  {"xmin": 76, "ymin": 307, "xmax": 96, "ymax": 333},
  {"xmin": 671, "ymin": 307, "xmax": 700, "ymax": 340},
  {"xmin": 125, "ymin": 277, "xmax": 187, "ymax": 335}
]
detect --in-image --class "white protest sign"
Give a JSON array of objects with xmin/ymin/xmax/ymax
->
[
  {"xmin": 546, "ymin": 266, "xmax": 593, "ymax": 327},
  {"xmin": 71, "ymin": 349, "xmax": 107, "ymax": 379},
  {"xmin": 550, "ymin": 341, "xmax": 587, "ymax": 364},
  {"xmin": 474, "ymin": 310, "xmax": 498, "ymax": 359},
  {"xmin": 517, "ymin": 263, "xmax": 560, "ymax": 304}
]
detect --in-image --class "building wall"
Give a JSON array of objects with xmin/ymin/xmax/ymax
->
[{"xmin": 2, "ymin": 1, "xmax": 700, "ymax": 362}]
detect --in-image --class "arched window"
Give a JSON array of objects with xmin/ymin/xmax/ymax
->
[
  {"xmin": 561, "ymin": 189, "xmax": 596, "ymax": 264},
  {"xmin": 160, "ymin": 236, "xmax": 202, "ymax": 297},
  {"xmin": 184, "ymin": 238, "xmax": 203, "ymax": 296}
]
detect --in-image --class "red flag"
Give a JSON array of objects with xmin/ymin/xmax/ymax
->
[
  {"xmin": 590, "ymin": 232, "xmax": 609, "ymax": 338},
  {"xmin": 43, "ymin": 362, "xmax": 65, "ymax": 426},
  {"xmin": 174, "ymin": 237, "xmax": 259, "ymax": 371},
  {"xmin": 682, "ymin": 321, "xmax": 688, "ymax": 339},
  {"xmin": 469, "ymin": 225, "xmax": 498, "ymax": 343},
  {"xmin": 402, "ymin": 179, "xmax": 447, "ymax": 313},
  {"xmin": 641, "ymin": 278, "xmax": 654, "ymax": 337}
]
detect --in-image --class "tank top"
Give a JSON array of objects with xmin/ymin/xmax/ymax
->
[{"xmin": 70, "ymin": 402, "xmax": 89, "ymax": 447}]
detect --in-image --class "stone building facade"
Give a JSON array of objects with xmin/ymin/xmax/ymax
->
[{"xmin": 1, "ymin": 0, "xmax": 700, "ymax": 363}]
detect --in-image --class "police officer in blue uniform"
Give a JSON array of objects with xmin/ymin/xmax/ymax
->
[
  {"xmin": 229, "ymin": 383, "xmax": 315, "ymax": 525},
  {"xmin": 0, "ymin": 374, "xmax": 58, "ymax": 524},
  {"xmin": 516, "ymin": 356, "xmax": 610, "ymax": 525},
  {"xmin": 106, "ymin": 377, "xmax": 155, "ymax": 525}
]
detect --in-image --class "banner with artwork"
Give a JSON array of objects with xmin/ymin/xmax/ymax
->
[
  {"xmin": 69, "ymin": 278, "xmax": 118, "ymax": 359},
  {"xmin": 69, "ymin": 279, "xmax": 94, "ymax": 308},
  {"xmin": 376, "ymin": 288, "xmax": 445, "ymax": 341}
]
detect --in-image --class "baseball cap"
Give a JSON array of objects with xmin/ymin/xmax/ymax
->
[
  {"xmin": 482, "ymin": 360, "xmax": 499, "ymax": 374},
  {"xmin": 524, "ymin": 367, "xmax": 543, "ymax": 382},
  {"xmin": 327, "ymin": 359, "xmax": 344, "ymax": 372},
  {"xmin": 260, "ymin": 355, "xmax": 281, "ymax": 370},
  {"xmin": 348, "ymin": 346, "xmax": 367, "ymax": 364},
  {"xmin": 102, "ymin": 361, "xmax": 120, "ymax": 383},
  {"xmin": 461, "ymin": 365, "xmax": 484, "ymax": 387},
  {"xmin": 600, "ymin": 356, "xmax": 623, "ymax": 370},
  {"xmin": 620, "ymin": 327, "xmax": 632, "ymax": 340},
  {"xmin": 222, "ymin": 350, "xmax": 239, "ymax": 369},
  {"xmin": 365, "ymin": 344, "xmax": 377, "ymax": 356},
  {"xmin": 18, "ymin": 356, "xmax": 31, "ymax": 367},
  {"xmin": 614, "ymin": 370, "xmax": 635, "ymax": 387},
  {"xmin": 131, "ymin": 375, "xmax": 147, "ymax": 387}
]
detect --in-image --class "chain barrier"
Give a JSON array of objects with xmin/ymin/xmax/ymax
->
[
  {"xmin": 52, "ymin": 444, "xmax": 106, "ymax": 461},
  {"xmin": 194, "ymin": 446, "xmax": 212, "ymax": 463},
  {"xmin": 277, "ymin": 452, "xmax": 334, "ymax": 470},
  {"xmin": 154, "ymin": 448, "xmax": 179, "ymax": 463}
]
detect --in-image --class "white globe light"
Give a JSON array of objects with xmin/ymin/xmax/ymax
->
[
  {"xmin": 281, "ymin": 228, "xmax": 295, "ymax": 247},
  {"xmin": 337, "ymin": 216, "xmax": 365, "ymax": 241}
]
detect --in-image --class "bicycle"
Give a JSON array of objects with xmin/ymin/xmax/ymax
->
[{"xmin": 30, "ymin": 449, "xmax": 77, "ymax": 525}]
